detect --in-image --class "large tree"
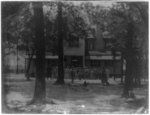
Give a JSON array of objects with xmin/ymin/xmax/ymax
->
[
  {"xmin": 2, "ymin": 2, "xmax": 36, "ymax": 79},
  {"xmin": 32, "ymin": 2, "xmax": 46, "ymax": 103},
  {"xmin": 2, "ymin": 2, "xmax": 47, "ymax": 103},
  {"xmin": 55, "ymin": 2, "xmax": 65, "ymax": 84},
  {"xmin": 108, "ymin": 2, "xmax": 148, "ymax": 97},
  {"xmin": 44, "ymin": 2, "xmax": 88, "ymax": 84},
  {"xmin": 81, "ymin": 2, "xmax": 148, "ymax": 97}
]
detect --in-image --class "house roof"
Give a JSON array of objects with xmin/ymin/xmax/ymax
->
[
  {"xmin": 87, "ymin": 33, "xmax": 95, "ymax": 39},
  {"xmin": 102, "ymin": 31, "xmax": 112, "ymax": 39}
]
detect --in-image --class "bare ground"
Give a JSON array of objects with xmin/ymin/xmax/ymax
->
[{"xmin": 2, "ymin": 73, "xmax": 148, "ymax": 114}]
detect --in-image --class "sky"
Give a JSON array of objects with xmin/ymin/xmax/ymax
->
[{"xmin": 71, "ymin": 1, "xmax": 114, "ymax": 7}]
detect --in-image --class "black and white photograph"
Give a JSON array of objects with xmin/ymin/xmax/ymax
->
[{"xmin": 1, "ymin": 0, "xmax": 149, "ymax": 114}]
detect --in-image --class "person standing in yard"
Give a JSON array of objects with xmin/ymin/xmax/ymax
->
[
  {"xmin": 78, "ymin": 69, "xmax": 82, "ymax": 80},
  {"xmin": 101, "ymin": 67, "xmax": 110, "ymax": 86},
  {"xmin": 53, "ymin": 66, "xmax": 58, "ymax": 79},
  {"xmin": 46, "ymin": 64, "xmax": 52, "ymax": 80},
  {"xmin": 98, "ymin": 67, "xmax": 101, "ymax": 80},
  {"xmin": 105, "ymin": 67, "xmax": 110, "ymax": 84},
  {"xmin": 71, "ymin": 67, "xmax": 75, "ymax": 84}
]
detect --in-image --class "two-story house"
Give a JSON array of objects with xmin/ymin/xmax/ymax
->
[
  {"xmin": 25, "ymin": 24, "xmax": 123, "ymax": 78},
  {"xmin": 85, "ymin": 24, "xmax": 122, "ymax": 77},
  {"xmin": 25, "ymin": 33, "xmax": 85, "ymax": 75}
]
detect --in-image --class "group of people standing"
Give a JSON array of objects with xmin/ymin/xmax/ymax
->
[
  {"xmin": 46, "ymin": 65, "xmax": 110, "ymax": 86},
  {"xmin": 69, "ymin": 67, "xmax": 110, "ymax": 85}
]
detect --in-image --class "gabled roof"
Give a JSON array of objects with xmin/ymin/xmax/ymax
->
[
  {"xmin": 102, "ymin": 31, "xmax": 112, "ymax": 39},
  {"xmin": 87, "ymin": 25, "xmax": 96, "ymax": 39}
]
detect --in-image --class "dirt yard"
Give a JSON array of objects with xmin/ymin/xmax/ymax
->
[{"xmin": 2, "ymin": 73, "xmax": 148, "ymax": 114}]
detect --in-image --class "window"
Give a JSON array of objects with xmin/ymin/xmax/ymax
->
[
  {"xmin": 105, "ymin": 41, "xmax": 113, "ymax": 49},
  {"xmin": 68, "ymin": 35, "xmax": 79, "ymax": 47},
  {"xmin": 87, "ymin": 40, "xmax": 95, "ymax": 50}
]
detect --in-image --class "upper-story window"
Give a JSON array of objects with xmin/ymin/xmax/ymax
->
[
  {"xmin": 68, "ymin": 34, "xmax": 79, "ymax": 47},
  {"xmin": 86, "ymin": 28, "xmax": 95, "ymax": 50},
  {"xmin": 105, "ymin": 41, "xmax": 113, "ymax": 49},
  {"xmin": 102, "ymin": 31, "xmax": 114, "ymax": 50},
  {"xmin": 87, "ymin": 39, "xmax": 95, "ymax": 50}
]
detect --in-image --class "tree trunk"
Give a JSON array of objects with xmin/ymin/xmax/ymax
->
[
  {"xmin": 120, "ymin": 52, "xmax": 124, "ymax": 84},
  {"xmin": 122, "ymin": 57, "xmax": 134, "ymax": 98},
  {"xmin": 122, "ymin": 22, "xmax": 135, "ymax": 98},
  {"xmin": 112, "ymin": 49, "xmax": 116, "ymax": 80},
  {"xmin": 32, "ymin": 2, "xmax": 46, "ymax": 103},
  {"xmin": 26, "ymin": 49, "xmax": 35, "ymax": 81},
  {"xmin": 55, "ymin": 2, "xmax": 65, "ymax": 85},
  {"xmin": 16, "ymin": 38, "xmax": 19, "ymax": 73}
]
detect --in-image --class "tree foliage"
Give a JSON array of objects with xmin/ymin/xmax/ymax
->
[
  {"xmin": 109, "ymin": 2, "xmax": 148, "ymax": 97},
  {"xmin": 79, "ymin": 2, "xmax": 148, "ymax": 96},
  {"xmin": 109, "ymin": 2, "xmax": 148, "ymax": 52},
  {"xmin": 2, "ymin": 2, "xmax": 90, "ymax": 54}
]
